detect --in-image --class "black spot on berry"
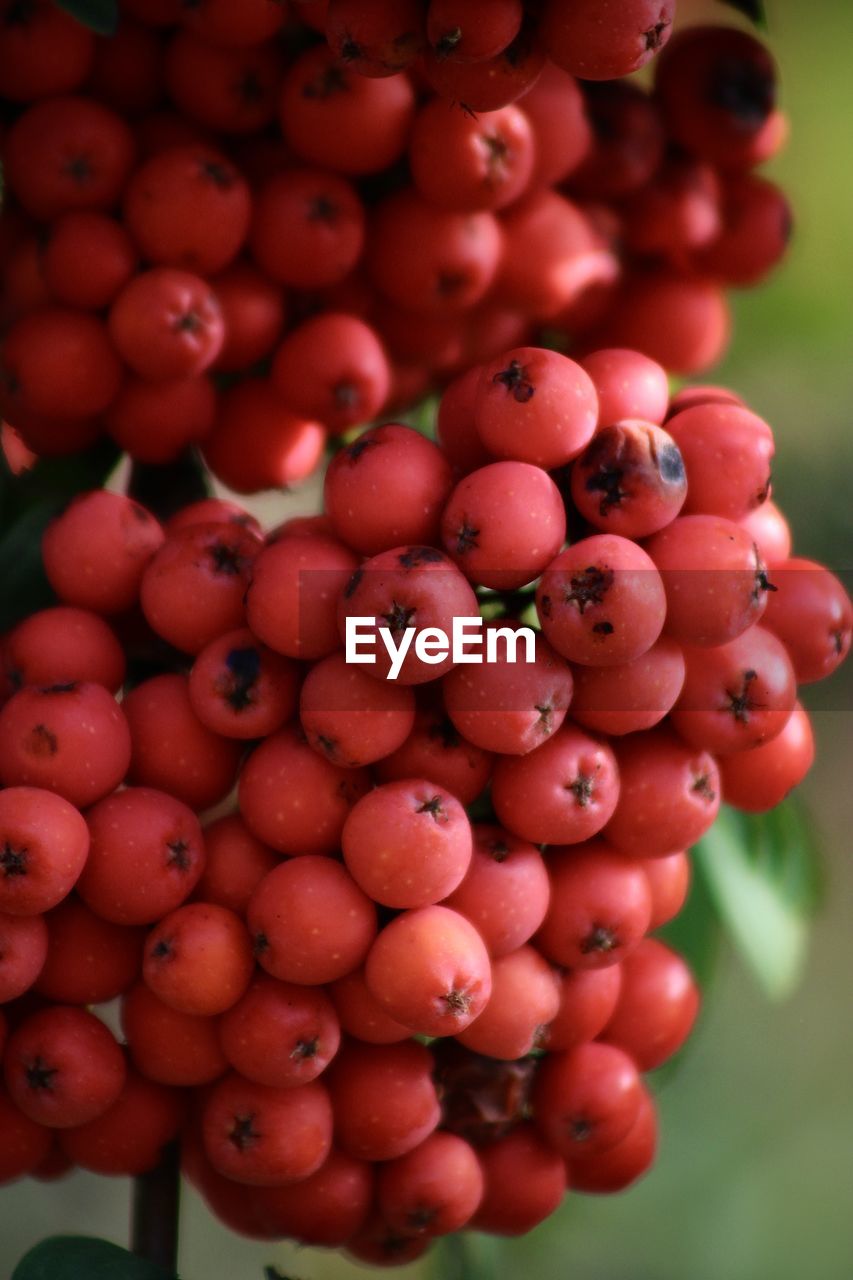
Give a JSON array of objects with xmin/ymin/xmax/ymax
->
[
  {"xmin": 493, "ymin": 359, "xmax": 534, "ymax": 403},
  {"xmin": 398, "ymin": 547, "xmax": 445, "ymax": 568},
  {"xmin": 343, "ymin": 568, "xmax": 364, "ymax": 599},
  {"xmin": 658, "ymin": 443, "xmax": 686, "ymax": 485}
]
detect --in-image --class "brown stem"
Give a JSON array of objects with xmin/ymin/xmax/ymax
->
[{"xmin": 131, "ymin": 1142, "xmax": 181, "ymax": 1275}]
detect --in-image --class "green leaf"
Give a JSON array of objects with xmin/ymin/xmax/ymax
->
[
  {"xmin": 0, "ymin": 500, "xmax": 59, "ymax": 631},
  {"xmin": 717, "ymin": 0, "xmax": 768, "ymax": 28},
  {"xmin": 658, "ymin": 849, "xmax": 723, "ymax": 990},
  {"xmin": 13, "ymin": 1236, "xmax": 178, "ymax": 1280},
  {"xmin": 693, "ymin": 802, "xmax": 822, "ymax": 1001},
  {"xmin": 53, "ymin": 0, "xmax": 118, "ymax": 36}
]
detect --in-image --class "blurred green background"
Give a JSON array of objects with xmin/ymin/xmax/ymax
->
[{"xmin": 2, "ymin": 1, "xmax": 852, "ymax": 1277}]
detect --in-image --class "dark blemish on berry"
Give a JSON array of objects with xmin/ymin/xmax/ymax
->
[
  {"xmin": 398, "ymin": 547, "xmax": 444, "ymax": 568},
  {"xmin": 535, "ymin": 703, "xmax": 554, "ymax": 733},
  {"xmin": 151, "ymin": 937, "xmax": 173, "ymax": 961},
  {"xmin": 437, "ymin": 270, "xmax": 468, "ymax": 297},
  {"xmin": 63, "ymin": 154, "xmax": 93, "ymax": 185},
  {"xmin": 434, "ymin": 25, "xmax": 462, "ymax": 58},
  {"xmin": 303, "ymin": 64, "xmax": 349, "ymax": 100},
  {"xmin": 580, "ymin": 925, "xmax": 617, "ymax": 955},
  {"xmin": 0, "ymin": 842, "xmax": 27, "ymax": 878},
  {"xmin": 315, "ymin": 733, "xmax": 339, "ymax": 760},
  {"xmin": 407, "ymin": 1205, "xmax": 438, "ymax": 1232},
  {"xmin": 708, "ymin": 55, "xmax": 775, "ymax": 130},
  {"xmin": 455, "ymin": 520, "xmax": 479, "ymax": 554},
  {"xmin": 166, "ymin": 839, "xmax": 192, "ymax": 871},
  {"xmin": 229, "ymin": 1113, "xmax": 260, "ymax": 1151},
  {"xmin": 442, "ymin": 988, "xmax": 473, "ymax": 1017},
  {"xmin": 45, "ymin": 682, "xmax": 78, "ymax": 694},
  {"xmin": 488, "ymin": 839, "xmax": 510, "ymax": 863},
  {"xmin": 691, "ymin": 772, "xmax": 716, "ymax": 803},
  {"xmin": 253, "ymin": 932, "xmax": 270, "ymax": 957},
  {"xmin": 539, "ymin": 594, "xmax": 553, "ymax": 619},
  {"xmin": 343, "ymin": 568, "xmax": 364, "ymax": 599},
  {"xmin": 25, "ymin": 1057, "xmax": 58, "ymax": 1093},
  {"xmin": 339, "ymin": 34, "xmax": 362, "ymax": 62},
  {"xmin": 291, "ymin": 1037, "xmax": 319, "ymax": 1061},
  {"xmin": 492, "ymin": 359, "xmax": 534, "ymax": 403},
  {"xmin": 222, "ymin": 646, "xmax": 262, "ymax": 712},
  {"xmin": 644, "ymin": 15, "xmax": 671, "ymax": 52},
  {"xmin": 586, "ymin": 464, "xmax": 628, "ymax": 516},
  {"xmin": 428, "ymin": 715, "xmax": 461, "ymax": 751},
  {"xmin": 200, "ymin": 159, "xmax": 236, "ymax": 190},
  {"xmin": 382, "ymin": 601, "xmax": 416, "ymax": 633},
  {"xmin": 565, "ymin": 770, "xmax": 596, "ymax": 808},
  {"xmin": 174, "ymin": 309, "xmax": 202, "ymax": 335},
  {"xmin": 564, "ymin": 566, "xmax": 614, "ymax": 613},
  {"xmin": 724, "ymin": 669, "xmax": 763, "ymax": 723},
  {"xmin": 333, "ymin": 380, "xmax": 359, "ymax": 410},
  {"xmin": 28, "ymin": 724, "xmax": 58, "ymax": 757},
  {"xmin": 592, "ymin": 621, "xmax": 614, "ymax": 635},
  {"xmin": 659, "ymin": 443, "xmax": 686, "ymax": 485},
  {"xmin": 569, "ymin": 1116, "xmax": 593, "ymax": 1143},
  {"xmin": 416, "ymin": 795, "xmax": 447, "ymax": 823},
  {"xmin": 308, "ymin": 193, "xmax": 339, "ymax": 223}
]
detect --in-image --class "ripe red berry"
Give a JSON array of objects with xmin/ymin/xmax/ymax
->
[
  {"xmin": 475, "ymin": 347, "xmax": 598, "ymax": 469},
  {"xmin": 542, "ymin": 0, "xmax": 674, "ymax": 81},
  {"xmin": 719, "ymin": 701, "xmax": 815, "ymax": 813},
  {"xmin": 492, "ymin": 723, "xmax": 620, "ymax": 846},
  {"xmin": 534, "ymin": 1041, "xmax": 643, "ymax": 1159},
  {"xmin": 603, "ymin": 938, "xmax": 700, "ymax": 1071},
  {"xmin": 193, "ymin": 814, "xmax": 279, "ymax": 916},
  {"xmin": 248, "ymin": 856, "xmax": 377, "ymax": 985},
  {"xmin": 569, "ymin": 1083, "xmax": 657, "ymax": 1193},
  {"xmin": 473, "ymin": 1125, "xmax": 567, "ymax": 1235},
  {"xmin": 325, "ymin": 0, "xmax": 423, "ymax": 77},
  {"xmin": 376, "ymin": 1131, "xmax": 485, "ymax": 1237},
  {"xmin": 202, "ymin": 1072, "xmax": 332, "ymax": 1187},
  {"xmin": 42, "ymin": 211, "xmax": 136, "ymax": 309},
  {"xmin": 35, "ymin": 896, "xmax": 144, "ymax": 1006},
  {"xmin": 409, "ymin": 99, "xmax": 535, "ymax": 213},
  {"xmin": 762, "ymin": 558, "xmax": 852, "ymax": 683},
  {"xmin": 245, "ymin": 532, "xmax": 358, "ymax": 662},
  {"xmin": 59, "ymin": 1070, "xmax": 184, "ymax": 1177},
  {"xmin": 5, "ymin": 1006, "xmax": 126, "ymax": 1129},
  {"xmin": 375, "ymin": 697, "xmax": 494, "ymax": 806},
  {"xmin": 0, "ymin": 787, "xmax": 89, "ymax": 917},
  {"xmin": 326, "ymin": 1039, "xmax": 440, "ymax": 1162},
  {"xmin": 109, "ymin": 268, "xmax": 225, "ymax": 380},
  {"xmin": 249, "ymin": 169, "xmax": 365, "ymax": 289},
  {"xmin": 342, "ymin": 780, "xmax": 472, "ymax": 908},
  {"xmin": 546, "ymin": 964, "xmax": 624, "ymax": 1053},
  {"xmin": 143, "ymin": 903, "xmax": 254, "ymax": 1016},
  {"xmin": 667, "ymin": 403, "xmax": 774, "ymax": 520},
  {"xmin": 219, "ymin": 975, "xmax": 341, "ymax": 1089},
  {"xmin": 569, "ymin": 636, "xmax": 686, "ymax": 737},
  {"xmin": 443, "ymin": 823, "xmax": 550, "ymax": 957},
  {"xmin": 579, "ymin": 348, "xmax": 670, "ymax": 427},
  {"xmin": 121, "ymin": 981, "xmax": 227, "ymax": 1087},
  {"xmin": 189, "ymin": 628, "xmax": 299, "ymax": 741},
  {"xmin": 365, "ymin": 905, "xmax": 492, "ymax": 1037},
  {"xmin": 271, "ymin": 314, "xmax": 391, "ymax": 433},
  {"xmin": 78, "ymin": 786, "xmax": 204, "ymax": 926},
  {"xmin": 0, "ymin": 912, "xmax": 48, "ymax": 1003},
  {"xmin": 570, "ymin": 421, "xmax": 687, "ymax": 539},
  {"xmin": 0, "ymin": 0, "xmax": 95, "ymax": 103},
  {"xmin": 455, "ymin": 945, "xmax": 561, "ymax": 1060},
  {"xmin": 536, "ymin": 840, "xmax": 652, "ymax": 970}
]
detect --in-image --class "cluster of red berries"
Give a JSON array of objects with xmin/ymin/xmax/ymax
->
[
  {"xmin": 0, "ymin": 342, "xmax": 849, "ymax": 1264},
  {"xmin": 0, "ymin": 0, "xmax": 789, "ymax": 490}
]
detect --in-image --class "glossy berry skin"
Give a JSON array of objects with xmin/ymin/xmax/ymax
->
[
  {"xmin": 329, "ymin": 968, "xmax": 411, "ymax": 1046},
  {"xmin": 218, "ymin": 975, "xmax": 341, "ymax": 1089},
  {"xmin": 642, "ymin": 849, "xmax": 691, "ymax": 930},
  {"xmin": 325, "ymin": 0, "xmax": 423, "ymax": 77},
  {"xmin": 324, "ymin": 425, "xmax": 453, "ymax": 556},
  {"xmin": 667, "ymin": 403, "xmax": 774, "ymax": 520},
  {"xmin": 121, "ymin": 982, "xmax": 227, "ymax": 1087},
  {"xmin": 409, "ymin": 99, "xmax": 534, "ymax": 213},
  {"xmin": 204, "ymin": 380, "xmax": 326, "ymax": 495},
  {"xmin": 271, "ymin": 314, "xmax": 390, "ymax": 433},
  {"xmin": 34, "ymin": 897, "xmax": 144, "ymax": 1006},
  {"xmin": 762, "ymin": 559, "xmax": 853, "ymax": 683},
  {"xmin": 569, "ymin": 636, "xmax": 686, "ymax": 737},
  {"xmin": 443, "ymin": 627, "xmax": 573, "ymax": 757},
  {"xmin": 426, "ymin": 0, "xmax": 522, "ymax": 63},
  {"xmin": 189, "ymin": 628, "xmax": 299, "ymax": 741},
  {"xmin": 537, "ymin": 536, "xmax": 666, "ymax": 667},
  {"xmin": 0, "ymin": 787, "xmax": 89, "ymax": 917},
  {"xmin": 249, "ymin": 169, "xmax": 365, "ymax": 290},
  {"xmin": 603, "ymin": 938, "xmax": 699, "ymax": 1071},
  {"xmin": 475, "ymin": 348, "xmax": 598, "ymax": 469},
  {"xmin": 327, "ymin": 1039, "xmax": 441, "ymax": 1163},
  {"xmin": 143, "ymin": 903, "xmax": 254, "ymax": 1017},
  {"xmin": 41, "ymin": 491, "xmax": 164, "ymax": 615},
  {"xmin": 444, "ymin": 824, "xmax": 550, "ymax": 958},
  {"xmin": 376, "ymin": 1131, "xmax": 485, "ymax": 1237},
  {"xmin": 441, "ymin": 461, "xmax": 566, "ymax": 591},
  {"xmin": 375, "ymin": 700, "xmax": 494, "ymax": 806},
  {"xmin": 569, "ymin": 1083, "xmax": 657, "ymax": 1193},
  {"xmin": 202, "ymin": 1073, "xmax": 332, "ymax": 1187},
  {"xmin": 77, "ymin": 787, "xmax": 204, "ymax": 927},
  {"xmin": 436, "ymin": 365, "xmax": 494, "ymax": 474},
  {"xmin": 456, "ymin": 945, "xmax": 561, "ymax": 1060},
  {"xmin": 58, "ymin": 1069, "xmax": 185, "ymax": 1177},
  {"xmin": 105, "ymin": 375, "xmax": 217, "ymax": 466},
  {"xmin": 0, "ymin": 912, "xmax": 48, "ymax": 1002},
  {"xmin": 238, "ymin": 724, "xmax": 370, "ymax": 856},
  {"xmin": 522, "ymin": 63, "xmax": 591, "ymax": 189},
  {"xmin": 491, "ymin": 724, "xmax": 619, "ymax": 847},
  {"xmin": 645, "ymin": 514, "xmax": 772, "ymax": 648},
  {"xmin": 248, "ymin": 857, "xmax": 377, "ymax": 986},
  {"xmin": 655, "ymin": 26, "xmax": 780, "ymax": 172},
  {"xmin": 109, "ymin": 268, "xmax": 225, "ymax": 381},
  {"xmin": 140, "ymin": 521, "xmax": 261, "ymax": 655},
  {"xmin": 719, "ymin": 702, "xmax": 815, "ymax": 813},
  {"xmin": 123, "ymin": 145, "xmax": 250, "ymax": 276},
  {"xmin": 604, "ymin": 727, "xmax": 720, "ymax": 859},
  {"xmin": 420, "ymin": 23, "xmax": 545, "ymax": 114},
  {"xmin": 579, "ymin": 348, "xmax": 669, "ymax": 427},
  {"xmin": 570, "ymin": 421, "xmax": 687, "ymax": 539},
  {"xmin": 300, "ymin": 651, "xmax": 415, "ymax": 768},
  {"xmin": 0, "ymin": 682, "xmax": 131, "ymax": 808},
  {"xmin": 472, "ymin": 1125, "xmax": 567, "ymax": 1235},
  {"xmin": 365, "ymin": 905, "xmax": 492, "ymax": 1037},
  {"xmin": 740, "ymin": 499, "xmax": 792, "ymax": 568},
  {"xmin": 194, "ymin": 815, "xmax": 279, "ymax": 917},
  {"xmin": 536, "ymin": 841, "xmax": 652, "ymax": 970},
  {"xmin": 542, "ymin": 0, "xmax": 674, "ymax": 81},
  {"xmin": 279, "ymin": 45, "xmax": 415, "ymax": 176},
  {"xmin": 245, "ymin": 533, "xmax": 358, "ymax": 662},
  {"xmin": 210, "ymin": 262, "xmax": 285, "ymax": 376},
  {"xmin": 342, "ymin": 780, "xmax": 472, "ymax": 909},
  {"xmin": 367, "ymin": 189, "xmax": 503, "ymax": 315},
  {"xmin": 4, "ymin": 1006, "xmax": 126, "ymax": 1129},
  {"xmin": 533, "ymin": 1041, "xmax": 643, "ymax": 1160},
  {"xmin": 545, "ymin": 964, "xmax": 623, "ymax": 1053},
  {"xmin": 671, "ymin": 626, "xmax": 797, "ymax": 755}
]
